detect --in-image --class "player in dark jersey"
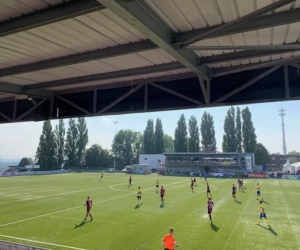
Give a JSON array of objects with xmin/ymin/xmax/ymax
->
[
  {"xmin": 232, "ymin": 184, "xmax": 237, "ymax": 201},
  {"xmin": 206, "ymin": 183, "xmax": 212, "ymax": 198},
  {"xmin": 190, "ymin": 178, "xmax": 194, "ymax": 192},
  {"xmin": 129, "ymin": 176, "xmax": 132, "ymax": 187},
  {"xmin": 84, "ymin": 196, "xmax": 93, "ymax": 221},
  {"xmin": 204, "ymin": 176, "xmax": 207, "ymax": 182},
  {"xmin": 207, "ymin": 198, "xmax": 214, "ymax": 223},
  {"xmin": 160, "ymin": 186, "xmax": 165, "ymax": 203},
  {"xmin": 193, "ymin": 177, "xmax": 197, "ymax": 187}
]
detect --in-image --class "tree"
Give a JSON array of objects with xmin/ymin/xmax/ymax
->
[
  {"xmin": 65, "ymin": 118, "xmax": 78, "ymax": 168},
  {"xmin": 222, "ymin": 107, "xmax": 237, "ymax": 152},
  {"xmin": 112, "ymin": 129, "xmax": 136, "ymax": 168},
  {"xmin": 85, "ymin": 144, "xmax": 111, "ymax": 169},
  {"xmin": 19, "ymin": 157, "xmax": 33, "ymax": 167},
  {"xmin": 174, "ymin": 114, "xmax": 188, "ymax": 152},
  {"xmin": 163, "ymin": 134, "xmax": 174, "ymax": 153},
  {"xmin": 54, "ymin": 119, "xmax": 65, "ymax": 168},
  {"xmin": 188, "ymin": 115, "xmax": 200, "ymax": 152},
  {"xmin": 200, "ymin": 112, "xmax": 216, "ymax": 151},
  {"xmin": 236, "ymin": 107, "xmax": 242, "ymax": 152},
  {"xmin": 132, "ymin": 132, "xmax": 144, "ymax": 163},
  {"xmin": 255, "ymin": 143, "xmax": 270, "ymax": 165},
  {"xmin": 154, "ymin": 118, "xmax": 165, "ymax": 154},
  {"xmin": 143, "ymin": 119, "xmax": 154, "ymax": 154},
  {"xmin": 287, "ymin": 151, "xmax": 300, "ymax": 163},
  {"xmin": 36, "ymin": 120, "xmax": 57, "ymax": 170},
  {"xmin": 242, "ymin": 107, "xmax": 257, "ymax": 153},
  {"xmin": 77, "ymin": 117, "xmax": 89, "ymax": 163}
]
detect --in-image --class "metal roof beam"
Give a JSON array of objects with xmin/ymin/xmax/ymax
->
[
  {"xmin": 0, "ymin": 40, "xmax": 157, "ymax": 78},
  {"xmin": 179, "ymin": 0, "xmax": 295, "ymax": 47},
  {"xmin": 149, "ymin": 82, "xmax": 202, "ymax": 105},
  {"xmin": 212, "ymin": 66, "xmax": 281, "ymax": 104},
  {"xmin": 0, "ymin": 82, "xmax": 52, "ymax": 98},
  {"xmin": 184, "ymin": 44, "xmax": 300, "ymax": 51},
  {"xmin": 24, "ymin": 62, "xmax": 185, "ymax": 90},
  {"xmin": 54, "ymin": 72, "xmax": 197, "ymax": 95},
  {"xmin": 200, "ymin": 43, "xmax": 300, "ymax": 65},
  {"xmin": 97, "ymin": 0, "xmax": 209, "ymax": 80},
  {"xmin": 0, "ymin": 0, "xmax": 105, "ymax": 37},
  {"xmin": 16, "ymin": 99, "xmax": 47, "ymax": 121},
  {"xmin": 176, "ymin": 8, "xmax": 300, "ymax": 44},
  {"xmin": 212, "ymin": 55, "xmax": 300, "ymax": 77}
]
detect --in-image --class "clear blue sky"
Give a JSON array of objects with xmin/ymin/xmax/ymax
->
[{"xmin": 0, "ymin": 100, "xmax": 299, "ymax": 159}]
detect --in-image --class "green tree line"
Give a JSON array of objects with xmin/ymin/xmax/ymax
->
[{"xmin": 34, "ymin": 106, "xmax": 291, "ymax": 170}]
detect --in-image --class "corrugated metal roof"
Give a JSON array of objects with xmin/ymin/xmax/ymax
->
[
  {"xmin": 145, "ymin": 0, "xmax": 300, "ymax": 32},
  {"xmin": 48, "ymin": 69, "xmax": 192, "ymax": 91},
  {"xmin": 0, "ymin": 0, "xmax": 73, "ymax": 22},
  {"xmin": 0, "ymin": 9, "xmax": 147, "ymax": 68},
  {"xmin": 0, "ymin": 49, "xmax": 177, "ymax": 85}
]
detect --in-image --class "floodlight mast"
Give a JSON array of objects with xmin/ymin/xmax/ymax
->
[
  {"xmin": 279, "ymin": 108, "xmax": 287, "ymax": 155},
  {"xmin": 112, "ymin": 120, "xmax": 118, "ymax": 174}
]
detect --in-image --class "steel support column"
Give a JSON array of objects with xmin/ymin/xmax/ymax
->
[
  {"xmin": 198, "ymin": 76, "xmax": 209, "ymax": 105},
  {"xmin": 13, "ymin": 100, "xmax": 18, "ymax": 120},
  {"xmin": 93, "ymin": 90, "xmax": 97, "ymax": 115},
  {"xmin": 144, "ymin": 84, "xmax": 148, "ymax": 111},
  {"xmin": 284, "ymin": 64, "xmax": 290, "ymax": 98}
]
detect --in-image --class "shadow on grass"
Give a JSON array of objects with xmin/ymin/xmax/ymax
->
[
  {"xmin": 235, "ymin": 200, "xmax": 242, "ymax": 204},
  {"xmin": 258, "ymin": 225, "xmax": 278, "ymax": 236},
  {"xmin": 135, "ymin": 204, "xmax": 140, "ymax": 209},
  {"xmin": 74, "ymin": 220, "xmax": 91, "ymax": 229},
  {"xmin": 210, "ymin": 223, "xmax": 219, "ymax": 232},
  {"xmin": 262, "ymin": 200, "xmax": 268, "ymax": 204},
  {"xmin": 160, "ymin": 203, "xmax": 165, "ymax": 208}
]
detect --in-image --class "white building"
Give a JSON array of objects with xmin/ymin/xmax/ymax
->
[
  {"xmin": 131, "ymin": 164, "xmax": 151, "ymax": 174},
  {"xmin": 139, "ymin": 154, "xmax": 165, "ymax": 169}
]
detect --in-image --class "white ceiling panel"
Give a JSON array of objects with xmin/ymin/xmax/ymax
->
[{"xmin": 0, "ymin": 0, "xmax": 72, "ymax": 22}]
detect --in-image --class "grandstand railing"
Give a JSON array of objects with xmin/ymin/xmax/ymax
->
[{"xmin": 0, "ymin": 240, "xmax": 50, "ymax": 250}]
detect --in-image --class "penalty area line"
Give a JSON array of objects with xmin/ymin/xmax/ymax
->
[{"xmin": 0, "ymin": 234, "xmax": 87, "ymax": 250}]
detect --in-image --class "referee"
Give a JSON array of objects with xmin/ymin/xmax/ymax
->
[{"xmin": 162, "ymin": 228, "xmax": 179, "ymax": 250}]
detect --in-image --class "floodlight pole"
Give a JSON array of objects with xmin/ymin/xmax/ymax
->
[{"xmin": 112, "ymin": 120, "xmax": 118, "ymax": 174}]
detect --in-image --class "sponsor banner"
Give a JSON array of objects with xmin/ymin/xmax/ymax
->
[
  {"xmin": 248, "ymin": 173, "xmax": 268, "ymax": 178},
  {"xmin": 24, "ymin": 165, "xmax": 40, "ymax": 169},
  {"xmin": 211, "ymin": 173, "xmax": 224, "ymax": 177},
  {"xmin": 1, "ymin": 170, "xmax": 68, "ymax": 177},
  {"xmin": 281, "ymin": 175, "xmax": 299, "ymax": 179}
]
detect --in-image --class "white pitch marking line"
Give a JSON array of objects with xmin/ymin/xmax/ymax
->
[
  {"xmin": 0, "ymin": 177, "xmax": 166, "ymax": 205},
  {"xmin": 0, "ymin": 234, "xmax": 87, "ymax": 250},
  {"xmin": 0, "ymin": 179, "xmax": 170, "ymax": 228}
]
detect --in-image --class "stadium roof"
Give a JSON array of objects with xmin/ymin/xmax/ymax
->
[{"xmin": 0, "ymin": 0, "xmax": 300, "ymax": 123}]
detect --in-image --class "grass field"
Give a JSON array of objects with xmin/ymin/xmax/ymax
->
[{"xmin": 0, "ymin": 173, "xmax": 299, "ymax": 250}]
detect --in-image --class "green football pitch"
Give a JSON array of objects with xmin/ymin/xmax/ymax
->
[{"xmin": 0, "ymin": 173, "xmax": 299, "ymax": 250}]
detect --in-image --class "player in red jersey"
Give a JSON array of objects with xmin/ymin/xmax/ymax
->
[
  {"xmin": 207, "ymin": 198, "xmax": 214, "ymax": 223},
  {"xmin": 190, "ymin": 178, "xmax": 194, "ymax": 192},
  {"xmin": 129, "ymin": 176, "xmax": 132, "ymax": 187},
  {"xmin": 232, "ymin": 184, "xmax": 237, "ymax": 201},
  {"xmin": 160, "ymin": 186, "xmax": 165, "ymax": 203},
  {"xmin": 206, "ymin": 183, "xmax": 212, "ymax": 198},
  {"xmin": 84, "ymin": 196, "xmax": 93, "ymax": 221}
]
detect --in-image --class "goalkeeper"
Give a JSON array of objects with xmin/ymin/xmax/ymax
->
[{"xmin": 162, "ymin": 228, "xmax": 179, "ymax": 250}]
